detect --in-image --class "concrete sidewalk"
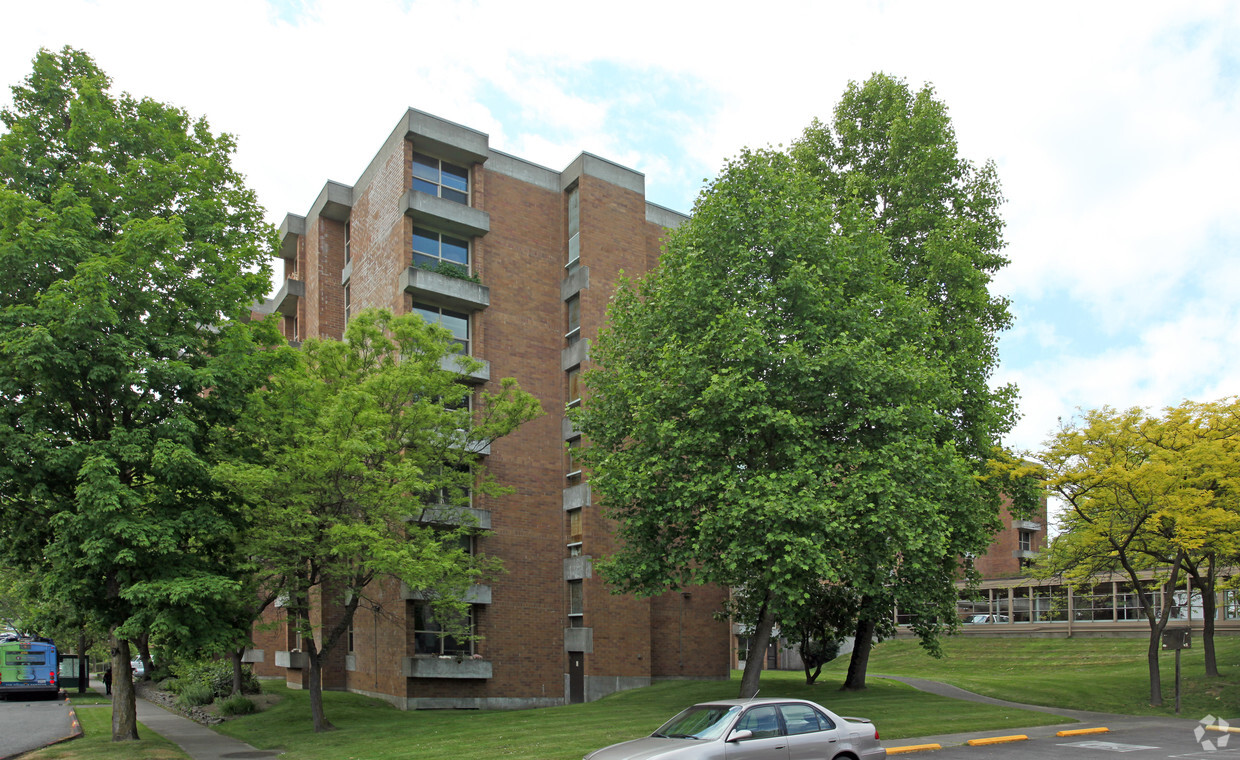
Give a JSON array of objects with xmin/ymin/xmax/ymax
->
[{"xmin": 88, "ymin": 680, "xmax": 278, "ymax": 760}]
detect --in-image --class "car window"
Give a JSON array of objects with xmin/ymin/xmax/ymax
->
[
  {"xmin": 779, "ymin": 704, "xmax": 835, "ymax": 734},
  {"xmin": 735, "ymin": 706, "xmax": 782, "ymax": 739},
  {"xmin": 655, "ymin": 705, "xmax": 740, "ymax": 741}
]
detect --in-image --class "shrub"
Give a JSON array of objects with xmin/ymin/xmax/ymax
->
[
  {"xmin": 216, "ymin": 694, "xmax": 256, "ymax": 716},
  {"xmin": 174, "ymin": 659, "xmax": 262, "ymax": 698},
  {"xmin": 176, "ymin": 682, "xmax": 214, "ymax": 708},
  {"xmin": 158, "ymin": 677, "xmax": 180, "ymax": 693}
]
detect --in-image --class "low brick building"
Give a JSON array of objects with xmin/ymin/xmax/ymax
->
[{"xmin": 245, "ymin": 108, "xmax": 730, "ymax": 709}]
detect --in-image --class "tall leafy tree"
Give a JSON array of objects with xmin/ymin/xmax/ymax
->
[
  {"xmin": 0, "ymin": 48, "xmax": 279, "ymax": 740},
  {"xmin": 792, "ymin": 74, "xmax": 1016, "ymax": 687},
  {"xmin": 581, "ymin": 74, "xmax": 1014, "ymax": 697},
  {"xmin": 215, "ymin": 309, "xmax": 541, "ymax": 732},
  {"xmin": 580, "ymin": 140, "xmax": 995, "ymax": 698}
]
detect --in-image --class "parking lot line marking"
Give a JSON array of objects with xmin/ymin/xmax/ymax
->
[
  {"xmin": 1057, "ymin": 727, "xmax": 1111, "ymax": 737},
  {"xmin": 967, "ymin": 735, "xmax": 1029, "ymax": 746}
]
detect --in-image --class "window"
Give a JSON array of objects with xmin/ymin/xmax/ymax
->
[
  {"xmin": 567, "ymin": 366, "xmax": 581, "ymax": 407},
  {"xmin": 566, "ymin": 186, "xmax": 580, "ymax": 273},
  {"xmin": 347, "ymin": 622, "xmax": 354, "ymax": 653},
  {"xmin": 413, "ymin": 301, "xmax": 470, "ymax": 354},
  {"xmin": 423, "ymin": 464, "xmax": 473, "ymax": 507},
  {"xmin": 344, "ymin": 282, "xmax": 352, "ymax": 322},
  {"xmin": 779, "ymin": 703, "xmax": 834, "ymax": 734},
  {"xmin": 1225, "ymin": 590, "xmax": 1240, "ymax": 620},
  {"xmin": 568, "ymin": 507, "xmax": 583, "ymax": 543},
  {"xmin": 568, "ymin": 580, "xmax": 583, "ymax": 627},
  {"xmin": 412, "ymin": 151, "xmax": 469, "ymax": 204},
  {"xmin": 413, "ymin": 226, "xmax": 470, "ymax": 275},
  {"xmin": 736, "ymin": 706, "xmax": 782, "ymax": 740},
  {"xmin": 1018, "ymin": 530, "xmax": 1034, "ymax": 552},
  {"xmin": 566, "ymin": 437, "xmax": 582, "ymax": 485},
  {"xmin": 566, "ymin": 295, "xmax": 580, "ymax": 345},
  {"xmin": 344, "ymin": 221, "xmax": 352, "ymax": 263},
  {"xmin": 284, "ymin": 314, "xmax": 299, "ymax": 342},
  {"xmin": 412, "ymin": 602, "xmax": 474, "ymax": 656}
]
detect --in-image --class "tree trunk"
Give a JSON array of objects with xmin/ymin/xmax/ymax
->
[
  {"xmin": 134, "ymin": 632, "xmax": 153, "ymax": 681},
  {"xmin": 1146, "ymin": 630, "xmax": 1162, "ymax": 707},
  {"xmin": 737, "ymin": 590, "xmax": 777, "ymax": 699},
  {"xmin": 842, "ymin": 615, "xmax": 876, "ymax": 691},
  {"xmin": 1200, "ymin": 556, "xmax": 1219, "ymax": 678},
  {"xmin": 110, "ymin": 635, "xmax": 140, "ymax": 741},
  {"xmin": 231, "ymin": 647, "xmax": 245, "ymax": 696},
  {"xmin": 306, "ymin": 641, "xmax": 335, "ymax": 733}
]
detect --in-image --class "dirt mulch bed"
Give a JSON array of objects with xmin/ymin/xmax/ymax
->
[{"xmin": 135, "ymin": 679, "xmax": 282, "ymax": 726}]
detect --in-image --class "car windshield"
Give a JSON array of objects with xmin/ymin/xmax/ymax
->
[{"xmin": 653, "ymin": 705, "xmax": 741, "ymax": 741}]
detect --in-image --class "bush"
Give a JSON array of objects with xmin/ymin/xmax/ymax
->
[
  {"xmin": 173, "ymin": 659, "xmax": 262, "ymax": 698},
  {"xmin": 176, "ymin": 682, "xmax": 214, "ymax": 708},
  {"xmin": 158, "ymin": 677, "xmax": 180, "ymax": 693},
  {"xmin": 216, "ymin": 694, "xmax": 256, "ymax": 716}
]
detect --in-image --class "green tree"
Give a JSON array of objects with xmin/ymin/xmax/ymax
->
[
  {"xmin": 0, "ymin": 48, "xmax": 279, "ymax": 740},
  {"xmin": 793, "ymin": 73, "xmax": 1016, "ymax": 688},
  {"xmin": 579, "ymin": 137, "xmax": 996, "ymax": 698},
  {"xmin": 215, "ymin": 308, "xmax": 540, "ymax": 732},
  {"xmin": 1034, "ymin": 400, "xmax": 1240, "ymax": 705},
  {"xmin": 580, "ymin": 74, "xmax": 1014, "ymax": 698}
]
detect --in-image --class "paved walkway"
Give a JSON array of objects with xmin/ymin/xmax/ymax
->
[
  {"xmin": 873, "ymin": 673, "xmax": 1202, "ymax": 749},
  {"xmin": 87, "ymin": 680, "xmax": 279, "ymax": 760}
]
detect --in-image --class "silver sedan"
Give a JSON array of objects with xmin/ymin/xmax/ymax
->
[{"xmin": 583, "ymin": 697, "xmax": 884, "ymax": 760}]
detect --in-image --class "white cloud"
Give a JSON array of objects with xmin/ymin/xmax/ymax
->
[{"xmin": 3, "ymin": 0, "xmax": 1239, "ymax": 459}]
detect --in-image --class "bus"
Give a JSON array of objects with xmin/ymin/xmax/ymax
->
[{"xmin": 0, "ymin": 634, "xmax": 59, "ymax": 699}]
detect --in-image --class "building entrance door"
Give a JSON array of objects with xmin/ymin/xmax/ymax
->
[{"xmin": 568, "ymin": 652, "xmax": 584, "ymax": 704}]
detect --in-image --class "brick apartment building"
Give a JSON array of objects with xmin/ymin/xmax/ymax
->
[{"xmin": 245, "ymin": 108, "xmax": 731, "ymax": 709}]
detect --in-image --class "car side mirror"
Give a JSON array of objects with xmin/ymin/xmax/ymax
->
[{"xmin": 727, "ymin": 730, "xmax": 754, "ymax": 743}]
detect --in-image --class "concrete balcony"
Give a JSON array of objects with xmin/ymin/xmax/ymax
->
[
  {"xmin": 401, "ymin": 190, "xmax": 490, "ymax": 239},
  {"xmin": 564, "ymin": 627, "xmax": 593, "ymax": 653},
  {"xmin": 414, "ymin": 505, "xmax": 492, "ymax": 531},
  {"xmin": 564, "ymin": 556, "xmax": 592, "ymax": 581},
  {"xmin": 1013, "ymin": 520, "xmax": 1042, "ymax": 532},
  {"xmin": 440, "ymin": 354, "xmax": 490, "ymax": 384},
  {"xmin": 562, "ymin": 338, "xmax": 589, "ymax": 371},
  {"xmin": 400, "ymin": 583, "xmax": 492, "ymax": 605},
  {"xmin": 403, "ymin": 656, "xmax": 492, "ymax": 679},
  {"xmin": 265, "ymin": 278, "xmax": 304, "ymax": 317},
  {"xmin": 563, "ymin": 483, "xmax": 591, "ymax": 510},
  {"xmin": 400, "ymin": 267, "xmax": 490, "ymax": 312},
  {"xmin": 275, "ymin": 650, "xmax": 308, "ymax": 669}
]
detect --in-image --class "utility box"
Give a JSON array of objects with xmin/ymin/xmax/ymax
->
[{"xmin": 1162, "ymin": 628, "xmax": 1191, "ymax": 650}]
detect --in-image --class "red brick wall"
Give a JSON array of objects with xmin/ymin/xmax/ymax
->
[{"xmin": 973, "ymin": 495, "xmax": 1050, "ymax": 578}]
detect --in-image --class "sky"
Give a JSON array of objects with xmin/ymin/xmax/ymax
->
[{"xmin": 2, "ymin": 0, "xmax": 1238, "ymax": 463}]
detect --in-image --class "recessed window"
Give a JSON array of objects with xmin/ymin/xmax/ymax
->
[
  {"xmin": 413, "ymin": 226, "xmax": 470, "ymax": 275},
  {"xmin": 568, "ymin": 507, "xmax": 583, "ymax": 543},
  {"xmin": 568, "ymin": 580, "xmax": 583, "ymax": 627},
  {"xmin": 566, "ymin": 437, "xmax": 582, "ymax": 484},
  {"xmin": 1018, "ymin": 530, "xmax": 1034, "ymax": 552},
  {"xmin": 413, "ymin": 301, "xmax": 470, "ymax": 354},
  {"xmin": 423, "ymin": 463, "xmax": 473, "ymax": 507},
  {"xmin": 347, "ymin": 622, "xmax": 355, "ymax": 653},
  {"xmin": 566, "ymin": 295, "xmax": 581, "ymax": 345},
  {"xmin": 413, "ymin": 151, "xmax": 469, "ymax": 205},
  {"xmin": 567, "ymin": 366, "xmax": 581, "ymax": 407},
  {"xmin": 344, "ymin": 282, "xmax": 352, "ymax": 322},
  {"xmin": 344, "ymin": 221, "xmax": 352, "ymax": 263},
  {"xmin": 566, "ymin": 186, "xmax": 580, "ymax": 272},
  {"xmin": 412, "ymin": 602, "xmax": 473, "ymax": 656}
]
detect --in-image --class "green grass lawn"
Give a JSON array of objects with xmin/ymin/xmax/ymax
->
[
  {"xmin": 215, "ymin": 669, "xmax": 1065, "ymax": 760},
  {"xmin": 845, "ymin": 634, "xmax": 1240, "ymax": 717},
  {"xmin": 22, "ymin": 705, "xmax": 189, "ymax": 760}
]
